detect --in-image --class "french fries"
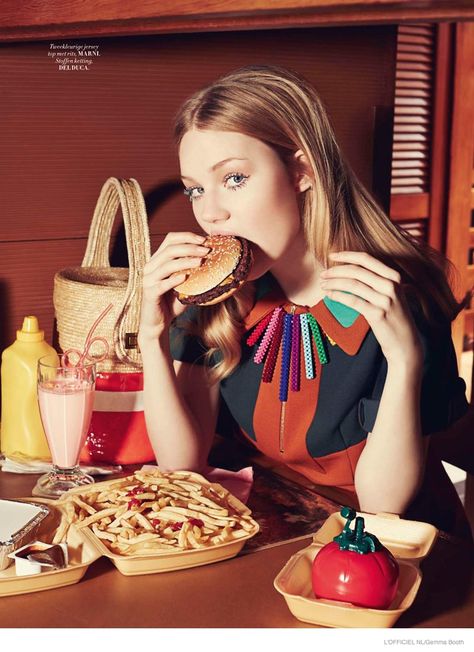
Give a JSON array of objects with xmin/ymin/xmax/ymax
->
[{"xmin": 54, "ymin": 469, "xmax": 257, "ymax": 556}]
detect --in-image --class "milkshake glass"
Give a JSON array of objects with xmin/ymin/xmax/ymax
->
[{"xmin": 33, "ymin": 353, "xmax": 96, "ymax": 498}]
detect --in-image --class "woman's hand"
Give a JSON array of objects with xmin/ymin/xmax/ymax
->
[
  {"xmin": 320, "ymin": 251, "xmax": 422, "ymax": 370},
  {"xmin": 138, "ymin": 231, "xmax": 210, "ymax": 342}
]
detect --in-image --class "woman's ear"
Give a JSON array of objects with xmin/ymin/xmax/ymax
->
[{"xmin": 292, "ymin": 149, "xmax": 313, "ymax": 193}]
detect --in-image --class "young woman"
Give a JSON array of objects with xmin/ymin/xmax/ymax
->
[{"xmin": 138, "ymin": 65, "xmax": 470, "ymax": 538}]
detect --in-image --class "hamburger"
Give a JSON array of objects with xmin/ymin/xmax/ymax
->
[{"xmin": 173, "ymin": 235, "xmax": 253, "ymax": 306}]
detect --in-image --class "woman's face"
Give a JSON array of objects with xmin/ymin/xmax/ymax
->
[{"xmin": 179, "ymin": 129, "xmax": 303, "ymax": 278}]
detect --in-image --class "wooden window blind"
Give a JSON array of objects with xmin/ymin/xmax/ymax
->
[
  {"xmin": 390, "ymin": 23, "xmax": 435, "ymax": 242},
  {"xmin": 391, "ymin": 24, "xmax": 434, "ymax": 196}
]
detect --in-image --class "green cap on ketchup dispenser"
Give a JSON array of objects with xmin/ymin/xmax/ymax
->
[
  {"xmin": 16, "ymin": 316, "xmax": 45, "ymax": 343},
  {"xmin": 332, "ymin": 506, "xmax": 383, "ymax": 554}
]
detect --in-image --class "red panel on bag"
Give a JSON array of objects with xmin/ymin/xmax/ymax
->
[
  {"xmin": 80, "ymin": 372, "xmax": 154, "ymax": 465},
  {"xmin": 81, "ymin": 411, "xmax": 155, "ymax": 465}
]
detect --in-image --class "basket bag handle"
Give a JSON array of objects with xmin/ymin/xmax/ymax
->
[{"xmin": 82, "ymin": 177, "xmax": 151, "ymax": 365}]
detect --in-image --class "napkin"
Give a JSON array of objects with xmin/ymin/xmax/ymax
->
[
  {"xmin": 0, "ymin": 456, "xmax": 122, "ymax": 476},
  {"xmin": 141, "ymin": 464, "xmax": 254, "ymax": 504}
]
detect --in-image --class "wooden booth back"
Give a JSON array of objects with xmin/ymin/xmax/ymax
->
[{"xmin": 0, "ymin": 26, "xmax": 396, "ymax": 357}]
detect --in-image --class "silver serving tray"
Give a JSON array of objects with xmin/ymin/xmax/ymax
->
[{"xmin": 0, "ymin": 499, "xmax": 50, "ymax": 570}]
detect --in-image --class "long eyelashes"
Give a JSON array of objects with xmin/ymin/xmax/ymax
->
[
  {"xmin": 183, "ymin": 173, "xmax": 249, "ymax": 202},
  {"xmin": 225, "ymin": 173, "xmax": 249, "ymax": 190},
  {"xmin": 183, "ymin": 186, "xmax": 203, "ymax": 202}
]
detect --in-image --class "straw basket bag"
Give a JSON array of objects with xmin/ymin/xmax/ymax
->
[{"xmin": 54, "ymin": 177, "xmax": 155, "ymax": 464}]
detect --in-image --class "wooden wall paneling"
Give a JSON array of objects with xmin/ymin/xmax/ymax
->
[
  {"xmin": 0, "ymin": 29, "xmax": 395, "ymax": 243},
  {"xmin": 465, "ymin": 132, "xmax": 474, "ymax": 345},
  {"xmin": 0, "ymin": 26, "xmax": 397, "ymax": 355},
  {"xmin": 428, "ymin": 23, "xmax": 454, "ymax": 251},
  {"xmin": 0, "ymin": 37, "xmax": 194, "ymax": 243},
  {"xmin": 445, "ymin": 22, "xmax": 474, "ymax": 361},
  {"xmin": 0, "ymin": 239, "xmax": 90, "ymax": 348},
  {"xmin": 0, "ymin": 1, "xmax": 473, "ymax": 41},
  {"xmin": 390, "ymin": 192, "xmax": 429, "ymax": 219}
]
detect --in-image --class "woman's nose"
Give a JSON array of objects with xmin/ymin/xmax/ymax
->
[{"xmin": 199, "ymin": 191, "xmax": 230, "ymax": 225}]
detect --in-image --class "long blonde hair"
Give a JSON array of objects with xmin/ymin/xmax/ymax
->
[{"xmin": 173, "ymin": 65, "xmax": 463, "ymax": 383}]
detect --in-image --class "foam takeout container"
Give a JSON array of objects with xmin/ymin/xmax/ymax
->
[
  {"xmin": 274, "ymin": 511, "xmax": 438, "ymax": 628},
  {"xmin": 0, "ymin": 499, "xmax": 50, "ymax": 571},
  {"xmin": 0, "ymin": 498, "xmax": 100, "ymax": 597},
  {"xmin": 64, "ymin": 471, "xmax": 260, "ymax": 576},
  {"xmin": 1, "ymin": 471, "xmax": 259, "ymax": 592}
]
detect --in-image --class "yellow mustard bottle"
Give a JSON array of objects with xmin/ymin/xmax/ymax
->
[{"xmin": 0, "ymin": 316, "xmax": 59, "ymax": 461}]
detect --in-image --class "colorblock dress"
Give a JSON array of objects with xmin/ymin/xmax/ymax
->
[{"xmin": 169, "ymin": 272, "xmax": 470, "ymax": 538}]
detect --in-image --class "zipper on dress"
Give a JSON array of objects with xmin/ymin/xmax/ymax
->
[
  {"xmin": 279, "ymin": 304, "xmax": 297, "ymax": 454},
  {"xmin": 279, "ymin": 402, "xmax": 286, "ymax": 453}
]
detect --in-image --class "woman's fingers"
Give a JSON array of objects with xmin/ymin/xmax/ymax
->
[
  {"xmin": 322, "ymin": 263, "xmax": 397, "ymax": 296},
  {"xmin": 321, "ymin": 278, "xmax": 393, "ymax": 312},
  {"xmin": 146, "ymin": 242, "xmax": 210, "ymax": 274},
  {"xmin": 162, "ymin": 231, "xmax": 207, "ymax": 246},
  {"xmin": 139, "ymin": 232, "xmax": 207, "ymax": 333},
  {"xmin": 325, "ymin": 253, "xmax": 422, "ymax": 366},
  {"xmin": 323, "ymin": 253, "xmax": 402, "ymax": 310},
  {"xmin": 158, "ymin": 256, "xmax": 203, "ymax": 281},
  {"xmin": 143, "ymin": 256, "xmax": 203, "ymax": 289},
  {"xmin": 322, "ymin": 290, "xmax": 387, "ymax": 324},
  {"xmin": 328, "ymin": 252, "xmax": 401, "ymax": 284},
  {"xmin": 156, "ymin": 272, "xmax": 188, "ymax": 294},
  {"xmin": 322, "ymin": 252, "xmax": 404, "ymax": 316},
  {"xmin": 144, "ymin": 231, "xmax": 209, "ymax": 280},
  {"xmin": 147, "ymin": 231, "xmax": 206, "ymax": 263}
]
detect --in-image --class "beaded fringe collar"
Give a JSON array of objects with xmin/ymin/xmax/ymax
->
[{"xmin": 246, "ymin": 305, "xmax": 333, "ymax": 402}]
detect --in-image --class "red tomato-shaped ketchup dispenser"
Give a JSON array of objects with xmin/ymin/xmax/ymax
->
[{"xmin": 312, "ymin": 507, "xmax": 399, "ymax": 609}]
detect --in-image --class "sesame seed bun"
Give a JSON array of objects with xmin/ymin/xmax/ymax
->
[{"xmin": 173, "ymin": 235, "xmax": 253, "ymax": 306}]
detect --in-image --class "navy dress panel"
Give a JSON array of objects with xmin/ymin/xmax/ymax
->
[{"xmin": 168, "ymin": 278, "xmax": 469, "ymax": 450}]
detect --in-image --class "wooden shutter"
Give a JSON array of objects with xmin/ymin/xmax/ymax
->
[
  {"xmin": 392, "ymin": 24, "xmax": 434, "ymax": 196},
  {"xmin": 390, "ymin": 24, "xmax": 435, "ymax": 242}
]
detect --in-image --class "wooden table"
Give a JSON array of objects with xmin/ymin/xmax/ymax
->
[{"xmin": 1, "ymin": 468, "xmax": 473, "ymax": 628}]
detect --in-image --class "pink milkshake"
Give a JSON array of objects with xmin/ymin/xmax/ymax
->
[
  {"xmin": 33, "ymin": 316, "xmax": 106, "ymax": 498},
  {"xmin": 38, "ymin": 380, "xmax": 94, "ymax": 468}
]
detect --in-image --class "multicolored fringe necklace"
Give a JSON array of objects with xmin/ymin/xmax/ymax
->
[{"xmin": 246, "ymin": 305, "xmax": 332, "ymax": 403}]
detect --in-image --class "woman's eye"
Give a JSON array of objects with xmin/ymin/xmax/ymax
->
[
  {"xmin": 224, "ymin": 173, "xmax": 249, "ymax": 190},
  {"xmin": 183, "ymin": 186, "xmax": 204, "ymax": 202}
]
